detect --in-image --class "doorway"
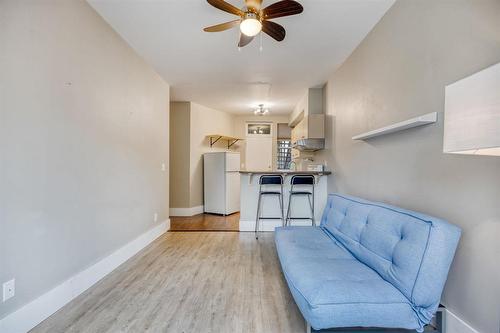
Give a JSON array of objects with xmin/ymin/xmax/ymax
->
[{"xmin": 245, "ymin": 122, "xmax": 273, "ymax": 171}]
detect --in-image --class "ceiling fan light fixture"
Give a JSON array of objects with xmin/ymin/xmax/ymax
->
[
  {"xmin": 204, "ymin": 0, "xmax": 304, "ymax": 47},
  {"xmin": 240, "ymin": 13, "xmax": 262, "ymax": 37}
]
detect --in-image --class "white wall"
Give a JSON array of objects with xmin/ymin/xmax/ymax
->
[
  {"xmin": 0, "ymin": 0, "xmax": 170, "ymax": 320},
  {"xmin": 316, "ymin": 1, "xmax": 500, "ymax": 332}
]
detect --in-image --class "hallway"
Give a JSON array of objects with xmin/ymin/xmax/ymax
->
[{"xmin": 170, "ymin": 213, "xmax": 240, "ymax": 232}]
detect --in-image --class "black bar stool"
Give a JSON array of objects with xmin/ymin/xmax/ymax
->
[
  {"xmin": 255, "ymin": 175, "xmax": 284, "ymax": 239},
  {"xmin": 286, "ymin": 175, "xmax": 315, "ymax": 226}
]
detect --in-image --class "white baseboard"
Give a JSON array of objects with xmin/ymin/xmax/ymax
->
[
  {"xmin": 169, "ymin": 205, "xmax": 204, "ymax": 217},
  {"xmin": 239, "ymin": 219, "xmax": 314, "ymax": 231},
  {"xmin": 0, "ymin": 219, "xmax": 170, "ymax": 333},
  {"xmin": 445, "ymin": 309, "xmax": 479, "ymax": 333}
]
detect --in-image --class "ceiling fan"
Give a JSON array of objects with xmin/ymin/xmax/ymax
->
[{"xmin": 203, "ymin": 0, "xmax": 304, "ymax": 47}]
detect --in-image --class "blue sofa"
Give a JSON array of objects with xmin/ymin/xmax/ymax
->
[{"xmin": 275, "ymin": 194, "xmax": 461, "ymax": 332}]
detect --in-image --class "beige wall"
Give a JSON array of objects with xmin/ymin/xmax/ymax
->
[
  {"xmin": 233, "ymin": 115, "xmax": 290, "ymax": 170},
  {"xmin": 169, "ymin": 102, "xmax": 191, "ymax": 208},
  {"xmin": 169, "ymin": 102, "xmax": 235, "ymax": 209},
  {"xmin": 316, "ymin": 1, "xmax": 500, "ymax": 332},
  {"xmin": 189, "ymin": 103, "xmax": 235, "ymax": 207},
  {"xmin": 0, "ymin": 0, "xmax": 170, "ymax": 320}
]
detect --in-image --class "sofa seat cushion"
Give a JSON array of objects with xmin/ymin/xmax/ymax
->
[
  {"xmin": 275, "ymin": 226, "xmax": 420, "ymax": 330},
  {"xmin": 274, "ymin": 226, "xmax": 355, "ymax": 264}
]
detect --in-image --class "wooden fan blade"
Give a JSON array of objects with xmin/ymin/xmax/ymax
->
[
  {"xmin": 262, "ymin": 20, "xmax": 286, "ymax": 41},
  {"xmin": 238, "ymin": 33, "xmax": 254, "ymax": 47},
  {"xmin": 204, "ymin": 20, "xmax": 240, "ymax": 32},
  {"xmin": 262, "ymin": 0, "xmax": 303, "ymax": 19},
  {"xmin": 207, "ymin": 0, "xmax": 244, "ymax": 17}
]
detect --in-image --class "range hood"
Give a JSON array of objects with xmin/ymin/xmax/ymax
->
[{"xmin": 293, "ymin": 138, "xmax": 325, "ymax": 151}]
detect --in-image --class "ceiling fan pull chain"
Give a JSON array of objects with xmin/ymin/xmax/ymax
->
[{"xmin": 259, "ymin": 31, "xmax": 263, "ymax": 52}]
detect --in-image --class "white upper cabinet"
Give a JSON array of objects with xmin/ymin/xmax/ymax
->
[
  {"xmin": 289, "ymin": 88, "xmax": 324, "ymax": 126},
  {"xmin": 289, "ymin": 88, "xmax": 325, "ymax": 143}
]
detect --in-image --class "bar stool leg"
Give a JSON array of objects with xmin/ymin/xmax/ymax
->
[
  {"xmin": 312, "ymin": 186, "xmax": 315, "ymax": 226},
  {"xmin": 285, "ymin": 190, "xmax": 293, "ymax": 226},
  {"xmin": 307, "ymin": 194, "xmax": 314, "ymax": 226},
  {"xmin": 279, "ymin": 186, "xmax": 285, "ymax": 226},
  {"xmin": 255, "ymin": 189, "xmax": 262, "ymax": 240}
]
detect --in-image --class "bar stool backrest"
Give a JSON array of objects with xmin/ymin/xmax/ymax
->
[
  {"xmin": 291, "ymin": 175, "xmax": 315, "ymax": 185},
  {"xmin": 259, "ymin": 175, "xmax": 284, "ymax": 185}
]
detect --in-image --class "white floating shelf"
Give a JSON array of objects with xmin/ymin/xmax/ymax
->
[{"xmin": 352, "ymin": 112, "xmax": 437, "ymax": 140}]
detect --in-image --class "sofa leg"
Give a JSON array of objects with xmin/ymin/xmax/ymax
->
[
  {"xmin": 306, "ymin": 321, "xmax": 312, "ymax": 333},
  {"xmin": 436, "ymin": 305, "xmax": 446, "ymax": 333}
]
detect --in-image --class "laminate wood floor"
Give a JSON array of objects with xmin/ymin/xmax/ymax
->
[
  {"xmin": 31, "ymin": 231, "xmax": 305, "ymax": 333},
  {"xmin": 170, "ymin": 213, "xmax": 240, "ymax": 231}
]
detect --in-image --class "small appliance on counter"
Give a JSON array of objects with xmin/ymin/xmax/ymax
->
[{"xmin": 306, "ymin": 164, "xmax": 325, "ymax": 172}]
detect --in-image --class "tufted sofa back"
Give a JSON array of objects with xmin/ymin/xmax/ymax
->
[{"xmin": 320, "ymin": 194, "xmax": 461, "ymax": 324}]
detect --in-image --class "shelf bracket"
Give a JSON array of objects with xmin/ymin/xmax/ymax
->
[
  {"xmin": 227, "ymin": 139, "xmax": 240, "ymax": 149},
  {"xmin": 209, "ymin": 136, "xmax": 222, "ymax": 147}
]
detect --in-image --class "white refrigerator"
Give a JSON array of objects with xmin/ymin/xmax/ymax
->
[{"xmin": 203, "ymin": 152, "xmax": 240, "ymax": 215}]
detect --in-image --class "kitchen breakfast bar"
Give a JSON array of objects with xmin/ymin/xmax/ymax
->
[{"xmin": 239, "ymin": 171, "xmax": 331, "ymax": 232}]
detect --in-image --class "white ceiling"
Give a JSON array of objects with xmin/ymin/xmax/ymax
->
[{"xmin": 88, "ymin": 0, "xmax": 394, "ymax": 115}]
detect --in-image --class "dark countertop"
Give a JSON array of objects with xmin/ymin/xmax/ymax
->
[{"xmin": 239, "ymin": 170, "xmax": 332, "ymax": 175}]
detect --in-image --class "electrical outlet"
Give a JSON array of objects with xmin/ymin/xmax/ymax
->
[
  {"xmin": 154, "ymin": 213, "xmax": 158, "ymax": 222},
  {"xmin": 3, "ymin": 279, "xmax": 15, "ymax": 302}
]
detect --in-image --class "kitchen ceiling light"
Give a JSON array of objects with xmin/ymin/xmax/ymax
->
[
  {"xmin": 240, "ymin": 14, "xmax": 262, "ymax": 37},
  {"xmin": 254, "ymin": 104, "xmax": 269, "ymax": 116}
]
